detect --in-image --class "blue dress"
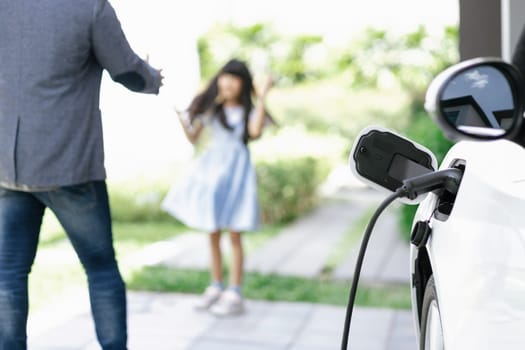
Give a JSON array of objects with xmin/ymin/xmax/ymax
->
[{"xmin": 162, "ymin": 106, "xmax": 260, "ymax": 232}]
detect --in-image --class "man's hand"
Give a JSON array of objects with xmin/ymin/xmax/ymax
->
[
  {"xmin": 158, "ymin": 68, "xmax": 164, "ymax": 87},
  {"xmin": 146, "ymin": 54, "xmax": 164, "ymax": 87}
]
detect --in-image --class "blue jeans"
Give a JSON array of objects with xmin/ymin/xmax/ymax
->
[{"xmin": 0, "ymin": 181, "xmax": 127, "ymax": 350}]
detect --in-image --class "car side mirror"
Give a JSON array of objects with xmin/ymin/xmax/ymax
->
[
  {"xmin": 425, "ymin": 57, "xmax": 525, "ymax": 141},
  {"xmin": 349, "ymin": 126, "xmax": 438, "ymax": 204}
]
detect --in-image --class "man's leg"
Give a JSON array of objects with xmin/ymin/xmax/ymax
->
[
  {"xmin": 39, "ymin": 181, "xmax": 127, "ymax": 350},
  {"xmin": 0, "ymin": 188, "xmax": 45, "ymax": 350}
]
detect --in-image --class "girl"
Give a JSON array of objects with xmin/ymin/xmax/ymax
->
[{"xmin": 162, "ymin": 59, "xmax": 273, "ymax": 316}]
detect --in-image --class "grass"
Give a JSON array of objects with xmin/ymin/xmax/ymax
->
[{"xmin": 127, "ymin": 267, "xmax": 411, "ymax": 310}]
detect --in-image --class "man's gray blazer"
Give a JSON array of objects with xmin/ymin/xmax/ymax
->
[{"xmin": 0, "ymin": 0, "xmax": 162, "ymax": 188}]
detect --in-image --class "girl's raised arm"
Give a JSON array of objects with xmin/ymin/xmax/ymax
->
[
  {"xmin": 248, "ymin": 75, "xmax": 273, "ymax": 139},
  {"xmin": 176, "ymin": 109, "xmax": 204, "ymax": 144}
]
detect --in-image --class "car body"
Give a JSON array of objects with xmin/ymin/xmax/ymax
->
[{"xmin": 411, "ymin": 139, "xmax": 525, "ymax": 349}]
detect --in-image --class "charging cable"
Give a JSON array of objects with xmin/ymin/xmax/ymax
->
[{"xmin": 340, "ymin": 168, "xmax": 462, "ymax": 350}]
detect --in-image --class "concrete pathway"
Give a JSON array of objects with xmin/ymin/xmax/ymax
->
[
  {"xmin": 135, "ymin": 199, "xmax": 373, "ymax": 278},
  {"xmin": 133, "ymin": 186, "xmax": 411, "ymax": 284},
  {"xmin": 126, "ymin": 232, "xmax": 215, "ymax": 269},
  {"xmin": 332, "ymin": 205, "xmax": 410, "ymax": 284},
  {"xmin": 245, "ymin": 200, "xmax": 370, "ymax": 277},
  {"xmin": 29, "ymin": 291, "xmax": 417, "ymax": 350}
]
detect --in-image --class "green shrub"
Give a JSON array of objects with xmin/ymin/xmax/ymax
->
[
  {"xmin": 406, "ymin": 111, "xmax": 455, "ymax": 162},
  {"xmin": 256, "ymin": 157, "xmax": 329, "ymax": 224},
  {"xmin": 108, "ymin": 185, "xmax": 174, "ymax": 223}
]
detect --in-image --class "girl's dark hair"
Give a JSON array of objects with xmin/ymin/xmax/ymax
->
[{"xmin": 188, "ymin": 58, "xmax": 273, "ymax": 144}]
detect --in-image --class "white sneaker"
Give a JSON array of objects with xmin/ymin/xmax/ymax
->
[
  {"xmin": 194, "ymin": 285, "xmax": 223, "ymax": 311},
  {"xmin": 209, "ymin": 290, "xmax": 245, "ymax": 316}
]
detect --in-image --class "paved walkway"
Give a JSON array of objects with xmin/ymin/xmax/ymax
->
[
  {"xmin": 332, "ymin": 204, "xmax": 409, "ymax": 284},
  {"xmin": 29, "ymin": 291, "xmax": 416, "ymax": 350},
  {"xmin": 245, "ymin": 200, "xmax": 370, "ymax": 277},
  {"xmin": 130, "ymin": 187, "xmax": 410, "ymax": 284},
  {"xmin": 129, "ymin": 199, "xmax": 373, "ymax": 276}
]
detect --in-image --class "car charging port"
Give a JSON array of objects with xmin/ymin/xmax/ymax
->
[
  {"xmin": 434, "ymin": 160, "xmax": 465, "ymax": 221},
  {"xmin": 401, "ymin": 167, "xmax": 463, "ymax": 201}
]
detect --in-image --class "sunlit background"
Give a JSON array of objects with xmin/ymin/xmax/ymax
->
[{"xmin": 100, "ymin": 0, "xmax": 459, "ymax": 182}]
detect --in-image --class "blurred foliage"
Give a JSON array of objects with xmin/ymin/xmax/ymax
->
[
  {"xmin": 109, "ymin": 184, "xmax": 174, "ymax": 223},
  {"xmin": 198, "ymin": 22, "xmax": 459, "ymax": 123},
  {"xmin": 198, "ymin": 22, "xmax": 458, "ymax": 106},
  {"xmin": 197, "ymin": 22, "xmax": 325, "ymax": 84},
  {"xmin": 198, "ymin": 23, "xmax": 278, "ymax": 80},
  {"xmin": 405, "ymin": 111, "xmax": 455, "ymax": 163},
  {"xmin": 196, "ymin": 38, "xmax": 215, "ymax": 81},
  {"xmin": 273, "ymin": 35, "xmax": 324, "ymax": 83},
  {"xmin": 336, "ymin": 25, "xmax": 459, "ymax": 114},
  {"xmin": 256, "ymin": 157, "xmax": 329, "ymax": 224}
]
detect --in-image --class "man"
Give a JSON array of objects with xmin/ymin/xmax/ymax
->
[{"xmin": 0, "ymin": 1, "xmax": 163, "ymax": 349}]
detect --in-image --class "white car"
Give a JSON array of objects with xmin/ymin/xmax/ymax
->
[
  {"xmin": 347, "ymin": 58, "xmax": 525, "ymax": 350},
  {"xmin": 413, "ymin": 57, "xmax": 525, "ymax": 350}
]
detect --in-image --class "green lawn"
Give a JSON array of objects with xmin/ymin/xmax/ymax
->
[{"xmin": 127, "ymin": 267, "xmax": 411, "ymax": 310}]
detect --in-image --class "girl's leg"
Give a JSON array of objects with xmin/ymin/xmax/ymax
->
[
  {"xmin": 209, "ymin": 230, "xmax": 223, "ymax": 285},
  {"xmin": 195, "ymin": 230, "xmax": 224, "ymax": 310},
  {"xmin": 208, "ymin": 231, "xmax": 245, "ymax": 316},
  {"xmin": 229, "ymin": 231, "xmax": 244, "ymax": 290}
]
